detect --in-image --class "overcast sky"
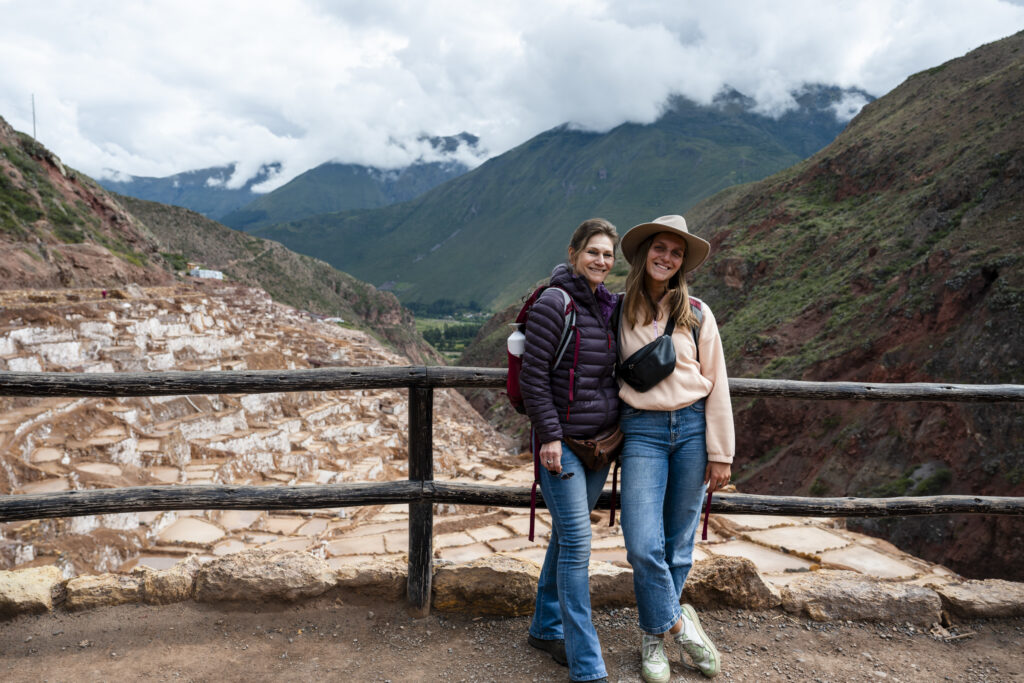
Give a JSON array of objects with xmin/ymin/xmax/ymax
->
[{"xmin": 1, "ymin": 0, "xmax": 1022, "ymax": 192}]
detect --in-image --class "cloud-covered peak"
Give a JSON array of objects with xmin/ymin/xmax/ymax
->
[{"xmin": 1, "ymin": 1, "xmax": 1021, "ymax": 189}]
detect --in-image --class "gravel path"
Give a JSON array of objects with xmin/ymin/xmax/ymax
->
[{"xmin": 1, "ymin": 597, "xmax": 1021, "ymax": 682}]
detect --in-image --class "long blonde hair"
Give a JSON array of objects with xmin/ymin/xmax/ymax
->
[{"xmin": 623, "ymin": 234, "xmax": 699, "ymax": 330}]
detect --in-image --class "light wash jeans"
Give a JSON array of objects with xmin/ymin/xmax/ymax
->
[
  {"xmin": 619, "ymin": 400, "xmax": 708, "ymax": 635},
  {"xmin": 528, "ymin": 443, "xmax": 610, "ymax": 682}
]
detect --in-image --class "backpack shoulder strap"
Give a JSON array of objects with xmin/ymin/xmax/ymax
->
[
  {"xmin": 689, "ymin": 296, "xmax": 704, "ymax": 363},
  {"xmin": 550, "ymin": 287, "xmax": 576, "ymax": 370}
]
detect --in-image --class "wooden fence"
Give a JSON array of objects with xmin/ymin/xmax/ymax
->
[{"xmin": 1, "ymin": 367, "xmax": 1023, "ymax": 616}]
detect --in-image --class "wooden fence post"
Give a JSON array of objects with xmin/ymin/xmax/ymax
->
[{"xmin": 407, "ymin": 385, "xmax": 433, "ymax": 617}]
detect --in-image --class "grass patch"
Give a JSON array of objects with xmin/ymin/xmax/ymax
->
[{"xmin": 161, "ymin": 252, "xmax": 189, "ymax": 271}]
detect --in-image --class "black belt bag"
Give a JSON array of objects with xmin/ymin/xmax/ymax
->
[{"xmin": 618, "ymin": 316, "xmax": 676, "ymax": 392}]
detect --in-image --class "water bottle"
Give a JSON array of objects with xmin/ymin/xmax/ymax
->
[{"xmin": 507, "ymin": 323, "xmax": 526, "ymax": 357}]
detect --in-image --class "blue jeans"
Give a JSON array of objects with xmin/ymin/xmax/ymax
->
[
  {"xmin": 529, "ymin": 444, "xmax": 610, "ymax": 681},
  {"xmin": 619, "ymin": 401, "xmax": 708, "ymax": 635}
]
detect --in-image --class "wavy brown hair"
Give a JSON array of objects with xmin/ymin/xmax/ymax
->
[
  {"xmin": 623, "ymin": 233, "xmax": 699, "ymax": 330},
  {"xmin": 567, "ymin": 218, "xmax": 619, "ymax": 273}
]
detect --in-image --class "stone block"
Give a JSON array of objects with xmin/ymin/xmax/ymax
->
[
  {"xmin": 134, "ymin": 555, "xmax": 201, "ymax": 604},
  {"xmin": 780, "ymin": 570, "xmax": 941, "ymax": 625},
  {"xmin": 335, "ymin": 557, "xmax": 408, "ymax": 600},
  {"xmin": 0, "ymin": 565, "xmax": 63, "ymax": 616},
  {"xmin": 590, "ymin": 562, "xmax": 635, "ymax": 608},
  {"xmin": 66, "ymin": 574, "xmax": 143, "ymax": 611},
  {"xmin": 433, "ymin": 555, "xmax": 539, "ymax": 616},
  {"xmin": 682, "ymin": 556, "xmax": 781, "ymax": 610},
  {"xmin": 194, "ymin": 549, "xmax": 335, "ymax": 602},
  {"xmin": 931, "ymin": 579, "xmax": 1024, "ymax": 618}
]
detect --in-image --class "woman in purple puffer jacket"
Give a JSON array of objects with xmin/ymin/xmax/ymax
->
[{"xmin": 520, "ymin": 218, "xmax": 620, "ymax": 683}]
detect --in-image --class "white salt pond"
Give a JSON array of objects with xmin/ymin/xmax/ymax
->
[{"xmin": 158, "ymin": 518, "xmax": 226, "ymax": 545}]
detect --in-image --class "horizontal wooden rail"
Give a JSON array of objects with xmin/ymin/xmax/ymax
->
[
  {"xmin": 1, "ymin": 482, "xmax": 1022, "ymax": 523},
  {"xmin": 1, "ymin": 368, "xmax": 1021, "ymax": 401}
]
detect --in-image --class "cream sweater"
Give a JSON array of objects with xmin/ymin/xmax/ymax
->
[{"xmin": 617, "ymin": 297, "xmax": 735, "ymax": 464}]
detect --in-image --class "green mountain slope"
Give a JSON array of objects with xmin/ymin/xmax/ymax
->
[
  {"xmin": 98, "ymin": 163, "xmax": 278, "ymax": 220},
  {"xmin": 252, "ymin": 88, "xmax": 859, "ymax": 311},
  {"xmin": 220, "ymin": 159, "xmax": 468, "ymax": 232}
]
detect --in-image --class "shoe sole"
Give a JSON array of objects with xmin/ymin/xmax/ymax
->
[
  {"xmin": 681, "ymin": 604, "xmax": 721, "ymax": 678},
  {"xmin": 641, "ymin": 663, "xmax": 671, "ymax": 683}
]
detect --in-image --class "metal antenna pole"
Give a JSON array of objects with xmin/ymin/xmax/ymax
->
[{"xmin": 32, "ymin": 94, "xmax": 36, "ymax": 138}]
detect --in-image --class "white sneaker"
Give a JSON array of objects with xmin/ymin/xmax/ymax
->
[
  {"xmin": 640, "ymin": 633, "xmax": 671, "ymax": 683},
  {"xmin": 674, "ymin": 604, "xmax": 721, "ymax": 678}
]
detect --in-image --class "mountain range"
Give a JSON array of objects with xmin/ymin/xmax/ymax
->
[
  {"xmin": 98, "ymin": 133, "xmax": 479, "ymax": 227},
  {"xmin": 250, "ymin": 85, "xmax": 866, "ymax": 312}
]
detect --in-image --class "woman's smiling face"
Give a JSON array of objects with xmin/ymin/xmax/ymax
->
[
  {"xmin": 570, "ymin": 233, "xmax": 615, "ymax": 290},
  {"xmin": 645, "ymin": 232, "xmax": 686, "ymax": 285}
]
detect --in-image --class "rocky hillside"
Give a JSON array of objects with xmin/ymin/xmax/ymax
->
[
  {"xmin": 117, "ymin": 196, "xmax": 440, "ymax": 365},
  {"xmin": 460, "ymin": 32, "xmax": 1024, "ymax": 580},
  {"xmin": 0, "ymin": 115, "xmax": 437, "ymax": 364},
  {"xmin": 0, "ymin": 118, "xmax": 176, "ymax": 289},
  {"xmin": 683, "ymin": 32, "xmax": 1024, "ymax": 580}
]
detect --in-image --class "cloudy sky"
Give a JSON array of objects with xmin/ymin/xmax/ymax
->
[{"xmin": 1, "ymin": 0, "xmax": 1022, "ymax": 192}]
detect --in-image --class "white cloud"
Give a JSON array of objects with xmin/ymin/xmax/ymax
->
[{"xmin": 0, "ymin": 0, "xmax": 1021, "ymax": 190}]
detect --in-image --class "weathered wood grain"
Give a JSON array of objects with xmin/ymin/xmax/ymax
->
[
  {"xmin": 2, "ymin": 368, "xmax": 1020, "ymax": 401},
  {"xmin": 0, "ymin": 482, "xmax": 422, "ymax": 522},
  {"xmin": 407, "ymin": 386, "xmax": 434, "ymax": 617},
  {"xmin": 2, "ymin": 483, "xmax": 1020, "ymax": 523}
]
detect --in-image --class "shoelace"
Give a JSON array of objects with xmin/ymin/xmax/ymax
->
[{"xmin": 642, "ymin": 637, "xmax": 664, "ymax": 662}]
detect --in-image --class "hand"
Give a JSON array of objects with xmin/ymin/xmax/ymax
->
[
  {"xmin": 704, "ymin": 462, "xmax": 731, "ymax": 491},
  {"xmin": 539, "ymin": 441, "xmax": 562, "ymax": 474}
]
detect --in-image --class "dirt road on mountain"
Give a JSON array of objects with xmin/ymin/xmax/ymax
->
[{"xmin": 1, "ymin": 597, "xmax": 1021, "ymax": 682}]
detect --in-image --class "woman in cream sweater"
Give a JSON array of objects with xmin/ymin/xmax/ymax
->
[{"xmin": 616, "ymin": 215, "xmax": 734, "ymax": 682}]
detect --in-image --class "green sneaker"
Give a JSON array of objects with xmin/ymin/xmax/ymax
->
[
  {"xmin": 674, "ymin": 604, "xmax": 721, "ymax": 678},
  {"xmin": 640, "ymin": 633, "xmax": 671, "ymax": 683}
]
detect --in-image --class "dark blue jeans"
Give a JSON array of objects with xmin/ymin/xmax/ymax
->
[{"xmin": 528, "ymin": 444, "xmax": 610, "ymax": 681}]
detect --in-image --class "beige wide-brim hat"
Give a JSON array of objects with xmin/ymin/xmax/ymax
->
[{"xmin": 620, "ymin": 215, "xmax": 711, "ymax": 274}]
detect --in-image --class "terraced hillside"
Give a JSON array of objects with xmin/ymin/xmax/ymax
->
[
  {"xmin": 0, "ymin": 283, "xmax": 510, "ymax": 575},
  {"xmin": 0, "ymin": 284, "xmax": 972, "ymax": 598}
]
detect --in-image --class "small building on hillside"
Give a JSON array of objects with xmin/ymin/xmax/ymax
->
[{"xmin": 187, "ymin": 267, "xmax": 225, "ymax": 280}]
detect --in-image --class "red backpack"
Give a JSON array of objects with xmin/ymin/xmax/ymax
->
[
  {"xmin": 505, "ymin": 285, "xmax": 580, "ymax": 542},
  {"xmin": 505, "ymin": 285, "xmax": 577, "ymax": 414}
]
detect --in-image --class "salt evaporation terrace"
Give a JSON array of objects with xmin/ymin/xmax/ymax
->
[{"xmin": 0, "ymin": 284, "xmax": 960, "ymax": 592}]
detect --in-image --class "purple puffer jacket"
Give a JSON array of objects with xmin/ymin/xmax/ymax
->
[{"xmin": 521, "ymin": 263, "xmax": 619, "ymax": 445}]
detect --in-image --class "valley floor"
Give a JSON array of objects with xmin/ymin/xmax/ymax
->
[{"xmin": 0, "ymin": 597, "xmax": 1021, "ymax": 682}]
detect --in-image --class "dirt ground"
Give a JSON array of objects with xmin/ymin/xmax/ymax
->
[{"xmin": 1, "ymin": 597, "xmax": 1021, "ymax": 682}]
